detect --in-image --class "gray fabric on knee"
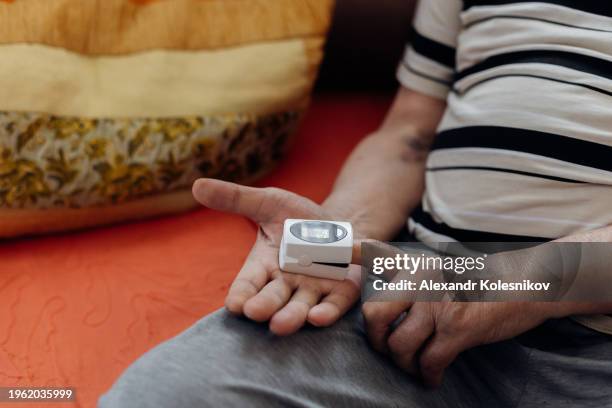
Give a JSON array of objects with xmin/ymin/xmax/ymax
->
[
  {"xmin": 99, "ymin": 307, "xmax": 612, "ymax": 408},
  {"xmin": 99, "ymin": 308, "xmax": 498, "ymax": 408}
]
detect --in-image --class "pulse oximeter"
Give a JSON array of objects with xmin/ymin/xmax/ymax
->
[{"xmin": 279, "ymin": 219, "xmax": 353, "ymax": 280}]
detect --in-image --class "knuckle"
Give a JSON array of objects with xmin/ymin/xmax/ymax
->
[
  {"xmin": 436, "ymin": 322, "xmax": 456, "ymax": 337},
  {"xmin": 333, "ymin": 290, "xmax": 356, "ymax": 307},
  {"xmin": 233, "ymin": 277, "xmax": 259, "ymax": 294},
  {"xmin": 448, "ymin": 320, "xmax": 468, "ymax": 335},
  {"xmin": 420, "ymin": 349, "xmax": 447, "ymax": 374},
  {"xmin": 361, "ymin": 302, "xmax": 381, "ymax": 320},
  {"xmin": 386, "ymin": 332, "xmax": 405, "ymax": 354},
  {"xmin": 299, "ymin": 282, "xmax": 320, "ymax": 296},
  {"xmin": 263, "ymin": 186, "xmax": 284, "ymax": 196}
]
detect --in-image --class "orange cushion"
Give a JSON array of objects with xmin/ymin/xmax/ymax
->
[{"xmin": 0, "ymin": 93, "xmax": 391, "ymax": 408}]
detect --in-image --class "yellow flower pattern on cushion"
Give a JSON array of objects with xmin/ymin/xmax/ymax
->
[{"xmin": 0, "ymin": 111, "xmax": 300, "ymax": 208}]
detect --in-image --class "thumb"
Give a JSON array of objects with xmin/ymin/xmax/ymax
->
[
  {"xmin": 352, "ymin": 239, "xmax": 377, "ymax": 266},
  {"xmin": 192, "ymin": 178, "xmax": 269, "ymax": 222},
  {"xmin": 352, "ymin": 239, "xmax": 399, "ymax": 268}
]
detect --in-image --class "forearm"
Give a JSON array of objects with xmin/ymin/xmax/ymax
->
[
  {"xmin": 322, "ymin": 88, "xmax": 446, "ymax": 240},
  {"xmin": 498, "ymin": 225, "xmax": 612, "ymax": 319},
  {"xmin": 551, "ymin": 225, "xmax": 612, "ymax": 316}
]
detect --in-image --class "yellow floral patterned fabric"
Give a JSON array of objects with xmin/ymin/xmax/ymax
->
[
  {"xmin": 0, "ymin": 111, "xmax": 300, "ymax": 208},
  {"xmin": 0, "ymin": 0, "xmax": 333, "ymax": 237}
]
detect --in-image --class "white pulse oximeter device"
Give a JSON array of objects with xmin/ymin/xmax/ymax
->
[{"xmin": 279, "ymin": 219, "xmax": 353, "ymax": 280}]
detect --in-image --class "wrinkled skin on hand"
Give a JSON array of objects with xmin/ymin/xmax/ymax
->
[
  {"xmin": 193, "ymin": 178, "xmax": 361, "ymax": 336},
  {"xmin": 362, "ymin": 300, "xmax": 555, "ymax": 387}
]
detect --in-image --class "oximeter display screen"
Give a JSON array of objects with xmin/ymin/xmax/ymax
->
[
  {"xmin": 290, "ymin": 221, "xmax": 347, "ymax": 244},
  {"xmin": 301, "ymin": 226, "xmax": 330, "ymax": 240}
]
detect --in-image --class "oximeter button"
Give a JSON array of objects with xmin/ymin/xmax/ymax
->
[{"xmin": 298, "ymin": 255, "xmax": 312, "ymax": 267}]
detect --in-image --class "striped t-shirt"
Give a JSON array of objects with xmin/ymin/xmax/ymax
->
[
  {"xmin": 398, "ymin": 0, "xmax": 612, "ymax": 242},
  {"xmin": 399, "ymin": 0, "xmax": 612, "ymax": 333}
]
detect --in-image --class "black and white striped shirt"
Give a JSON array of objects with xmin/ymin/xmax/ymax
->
[{"xmin": 399, "ymin": 0, "xmax": 612, "ymax": 244}]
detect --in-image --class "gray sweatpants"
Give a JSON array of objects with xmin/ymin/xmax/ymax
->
[{"xmin": 99, "ymin": 306, "xmax": 612, "ymax": 408}]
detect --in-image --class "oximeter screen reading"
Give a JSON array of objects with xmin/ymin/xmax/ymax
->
[
  {"xmin": 290, "ymin": 221, "xmax": 347, "ymax": 244},
  {"xmin": 301, "ymin": 226, "xmax": 330, "ymax": 240}
]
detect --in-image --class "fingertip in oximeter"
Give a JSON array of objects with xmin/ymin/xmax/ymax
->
[{"xmin": 279, "ymin": 219, "xmax": 353, "ymax": 280}]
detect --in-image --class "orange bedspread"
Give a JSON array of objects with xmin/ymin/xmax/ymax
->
[{"xmin": 0, "ymin": 93, "xmax": 391, "ymax": 408}]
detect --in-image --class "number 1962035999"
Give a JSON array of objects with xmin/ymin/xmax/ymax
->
[{"xmin": 0, "ymin": 387, "xmax": 75, "ymax": 402}]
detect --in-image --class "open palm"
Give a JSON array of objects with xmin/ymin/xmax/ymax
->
[{"xmin": 192, "ymin": 178, "xmax": 361, "ymax": 335}]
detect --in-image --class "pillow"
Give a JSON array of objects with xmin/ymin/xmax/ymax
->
[{"xmin": 0, "ymin": 0, "xmax": 334, "ymax": 237}]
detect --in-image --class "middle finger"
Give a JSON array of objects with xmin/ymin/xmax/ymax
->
[
  {"xmin": 243, "ymin": 277, "xmax": 293, "ymax": 322},
  {"xmin": 269, "ymin": 285, "xmax": 321, "ymax": 336}
]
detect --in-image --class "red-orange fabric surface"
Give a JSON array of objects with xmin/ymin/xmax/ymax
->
[{"xmin": 0, "ymin": 93, "xmax": 391, "ymax": 408}]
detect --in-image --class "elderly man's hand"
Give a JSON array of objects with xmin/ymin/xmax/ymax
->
[
  {"xmin": 362, "ymin": 300, "xmax": 558, "ymax": 387},
  {"xmin": 193, "ymin": 178, "xmax": 361, "ymax": 336}
]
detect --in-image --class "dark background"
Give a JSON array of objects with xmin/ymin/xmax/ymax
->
[{"xmin": 317, "ymin": 0, "xmax": 417, "ymax": 91}]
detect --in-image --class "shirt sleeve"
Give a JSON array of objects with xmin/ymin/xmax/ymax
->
[{"xmin": 397, "ymin": 0, "xmax": 462, "ymax": 99}]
